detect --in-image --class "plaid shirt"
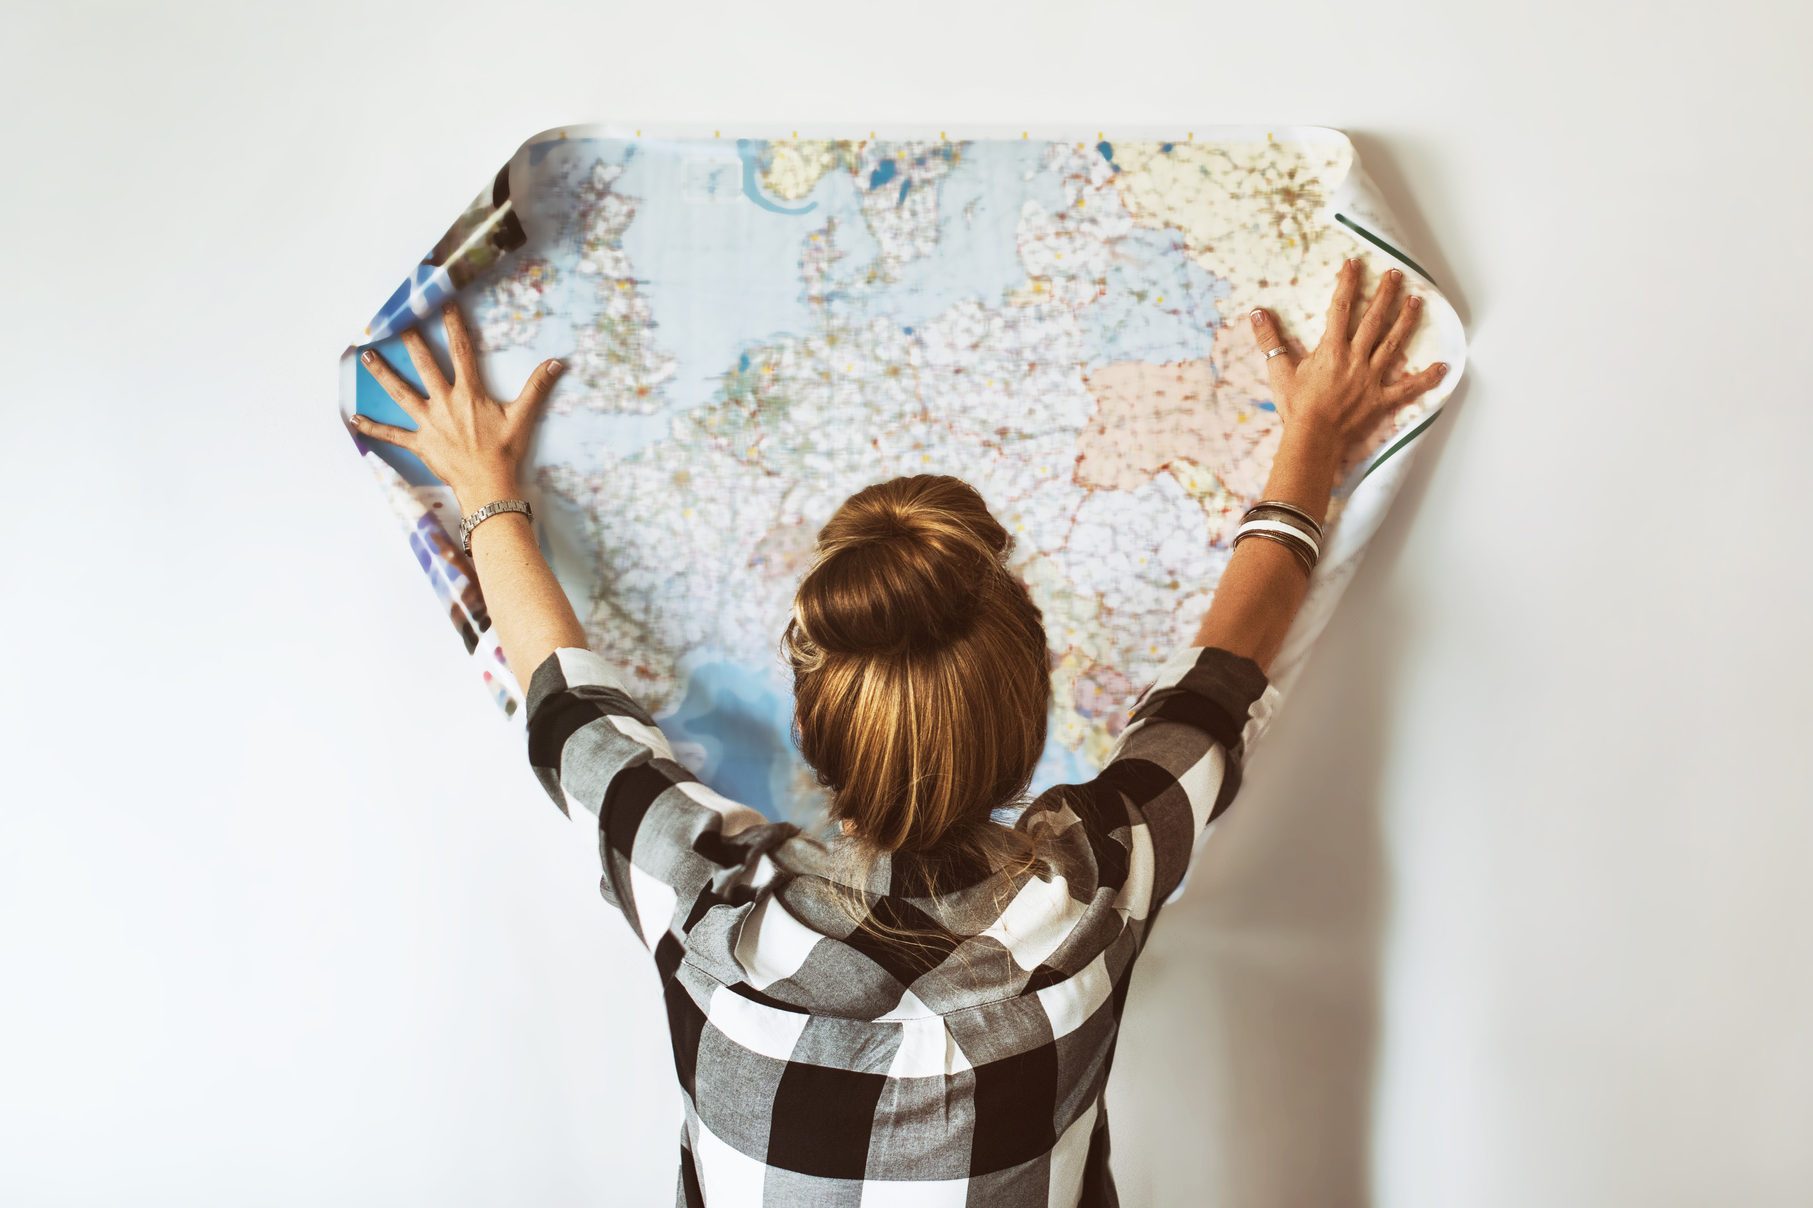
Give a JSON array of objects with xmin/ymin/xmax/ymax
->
[{"xmin": 526, "ymin": 640, "xmax": 1281, "ymax": 1206}]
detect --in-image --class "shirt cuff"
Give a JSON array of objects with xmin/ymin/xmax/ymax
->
[
  {"xmin": 1127, "ymin": 642, "xmax": 1283, "ymax": 761},
  {"xmin": 525, "ymin": 646, "xmax": 635, "ymax": 726}
]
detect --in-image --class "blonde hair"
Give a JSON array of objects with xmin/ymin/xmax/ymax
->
[{"xmin": 781, "ymin": 475, "xmax": 1058, "ymax": 950}]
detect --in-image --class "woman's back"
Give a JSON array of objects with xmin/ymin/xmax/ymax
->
[
  {"xmin": 358, "ymin": 261, "xmax": 1442, "ymax": 1206},
  {"xmin": 525, "ymin": 636, "xmax": 1280, "ymax": 1205}
]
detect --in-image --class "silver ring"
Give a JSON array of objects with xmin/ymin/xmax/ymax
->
[{"xmin": 1264, "ymin": 345, "xmax": 1289, "ymax": 361}]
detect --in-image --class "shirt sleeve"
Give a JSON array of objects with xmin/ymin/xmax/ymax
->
[
  {"xmin": 523, "ymin": 646, "xmax": 782, "ymax": 954},
  {"xmin": 1070, "ymin": 642, "xmax": 1284, "ymax": 919}
]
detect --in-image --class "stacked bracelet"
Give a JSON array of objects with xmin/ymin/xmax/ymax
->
[{"xmin": 1231, "ymin": 499, "xmax": 1323, "ymax": 575}]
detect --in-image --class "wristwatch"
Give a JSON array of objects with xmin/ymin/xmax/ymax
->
[{"xmin": 458, "ymin": 498, "xmax": 533, "ymax": 555}]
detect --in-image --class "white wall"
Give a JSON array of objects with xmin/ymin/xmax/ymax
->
[{"xmin": 3, "ymin": 2, "xmax": 1809, "ymax": 1204}]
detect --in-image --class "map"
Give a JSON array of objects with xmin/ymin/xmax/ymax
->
[{"xmin": 338, "ymin": 125, "xmax": 1466, "ymax": 825}]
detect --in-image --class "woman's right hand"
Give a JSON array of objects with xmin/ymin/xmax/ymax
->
[{"xmin": 1248, "ymin": 257, "xmax": 1449, "ymax": 474}]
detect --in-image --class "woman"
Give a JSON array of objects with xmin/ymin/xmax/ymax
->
[{"xmin": 353, "ymin": 258, "xmax": 1446, "ymax": 1205}]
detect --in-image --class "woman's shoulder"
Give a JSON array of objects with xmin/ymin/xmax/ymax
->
[{"xmin": 675, "ymin": 819, "xmax": 1140, "ymax": 1024}]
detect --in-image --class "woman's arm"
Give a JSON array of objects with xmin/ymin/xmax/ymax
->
[
  {"xmin": 1079, "ymin": 260, "xmax": 1450, "ymax": 912},
  {"xmin": 1191, "ymin": 425, "xmax": 1340, "ymax": 674},
  {"xmin": 445, "ymin": 471, "xmax": 586, "ymax": 689},
  {"xmin": 352, "ymin": 301, "xmax": 585, "ymax": 681},
  {"xmin": 355, "ymin": 303, "xmax": 775, "ymax": 957},
  {"xmin": 1193, "ymin": 258, "xmax": 1449, "ymax": 675}
]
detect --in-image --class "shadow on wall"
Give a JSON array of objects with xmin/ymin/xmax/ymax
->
[
  {"xmin": 1103, "ymin": 596, "xmax": 1398, "ymax": 1206},
  {"xmin": 1104, "ymin": 415, "xmax": 1458, "ymax": 1203},
  {"xmin": 1104, "ymin": 131, "xmax": 1472, "ymax": 1205}
]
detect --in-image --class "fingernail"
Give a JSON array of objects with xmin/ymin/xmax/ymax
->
[
  {"xmin": 1436, "ymin": 362, "xmax": 1449, "ymax": 374},
  {"xmin": 350, "ymin": 413, "xmax": 365, "ymax": 425},
  {"xmin": 1249, "ymin": 309, "xmax": 1264, "ymax": 324},
  {"xmin": 547, "ymin": 359, "xmax": 564, "ymax": 376},
  {"xmin": 1387, "ymin": 268, "xmax": 1402, "ymax": 280},
  {"xmin": 1408, "ymin": 295, "xmax": 1422, "ymax": 309},
  {"xmin": 361, "ymin": 349, "xmax": 374, "ymax": 363}
]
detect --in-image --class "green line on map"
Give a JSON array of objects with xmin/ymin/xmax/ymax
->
[
  {"xmin": 1353, "ymin": 406, "xmax": 1443, "ymax": 489},
  {"xmin": 1330, "ymin": 213, "xmax": 1450, "ymax": 487},
  {"xmin": 1334, "ymin": 213, "xmax": 1437, "ymax": 285}
]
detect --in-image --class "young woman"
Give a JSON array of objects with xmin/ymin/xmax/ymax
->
[{"xmin": 353, "ymin": 258, "xmax": 1447, "ymax": 1206}]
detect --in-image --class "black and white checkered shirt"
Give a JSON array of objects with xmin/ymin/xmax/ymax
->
[{"xmin": 526, "ymin": 640, "xmax": 1281, "ymax": 1206}]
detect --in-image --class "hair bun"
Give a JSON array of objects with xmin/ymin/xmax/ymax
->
[{"xmin": 793, "ymin": 476, "xmax": 1013, "ymax": 657}]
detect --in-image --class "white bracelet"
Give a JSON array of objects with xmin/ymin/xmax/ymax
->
[
  {"xmin": 1233, "ymin": 517, "xmax": 1321, "ymax": 561},
  {"xmin": 1245, "ymin": 499, "xmax": 1324, "ymax": 540}
]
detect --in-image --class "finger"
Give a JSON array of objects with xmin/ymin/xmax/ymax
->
[
  {"xmin": 358, "ymin": 348, "xmax": 428, "ymax": 423},
  {"xmin": 399, "ymin": 326, "xmax": 449, "ymax": 396},
  {"xmin": 1380, "ymin": 361, "xmax": 1451, "ymax": 407},
  {"xmin": 1322, "ymin": 257, "xmax": 1363, "ymax": 345},
  {"xmin": 1372, "ymin": 292, "xmax": 1423, "ymax": 373},
  {"xmin": 1351, "ymin": 267, "xmax": 1403, "ymax": 357},
  {"xmin": 441, "ymin": 300, "xmax": 481, "ymax": 388},
  {"xmin": 1248, "ymin": 308, "xmax": 1296, "ymax": 400},
  {"xmin": 510, "ymin": 357, "xmax": 566, "ymax": 430},
  {"xmin": 348, "ymin": 412, "xmax": 420, "ymax": 452}
]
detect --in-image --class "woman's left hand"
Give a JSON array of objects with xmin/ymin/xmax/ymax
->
[{"xmin": 352, "ymin": 299, "xmax": 564, "ymax": 509}]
